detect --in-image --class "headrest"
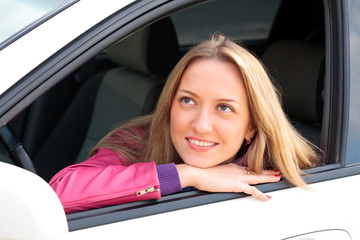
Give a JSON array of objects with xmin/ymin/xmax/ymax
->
[
  {"xmin": 106, "ymin": 17, "xmax": 179, "ymax": 76},
  {"xmin": 261, "ymin": 39, "xmax": 325, "ymax": 123}
]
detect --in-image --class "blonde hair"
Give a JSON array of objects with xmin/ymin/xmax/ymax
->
[{"xmin": 91, "ymin": 34, "xmax": 318, "ymax": 187}]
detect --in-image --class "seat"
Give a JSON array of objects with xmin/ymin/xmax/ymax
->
[
  {"xmin": 261, "ymin": 39, "xmax": 325, "ymax": 147},
  {"xmin": 34, "ymin": 17, "xmax": 179, "ymax": 181}
]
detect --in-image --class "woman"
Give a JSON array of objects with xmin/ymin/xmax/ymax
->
[{"xmin": 50, "ymin": 34, "xmax": 318, "ymax": 213}]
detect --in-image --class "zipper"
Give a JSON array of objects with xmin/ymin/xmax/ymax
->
[
  {"xmin": 64, "ymin": 186, "xmax": 160, "ymax": 211},
  {"xmin": 136, "ymin": 186, "xmax": 159, "ymax": 196}
]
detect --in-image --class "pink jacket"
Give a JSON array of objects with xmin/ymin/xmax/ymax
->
[{"xmin": 49, "ymin": 147, "xmax": 161, "ymax": 214}]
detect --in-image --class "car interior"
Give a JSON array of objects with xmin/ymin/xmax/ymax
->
[{"xmin": 1, "ymin": 0, "xmax": 326, "ymax": 185}]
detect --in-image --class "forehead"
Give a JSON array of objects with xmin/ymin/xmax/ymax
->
[
  {"xmin": 185, "ymin": 57, "xmax": 240, "ymax": 73},
  {"xmin": 181, "ymin": 57, "xmax": 243, "ymax": 85},
  {"xmin": 178, "ymin": 58, "xmax": 247, "ymax": 99}
]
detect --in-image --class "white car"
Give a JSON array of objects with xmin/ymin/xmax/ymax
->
[{"xmin": 1, "ymin": 0, "xmax": 360, "ymax": 239}]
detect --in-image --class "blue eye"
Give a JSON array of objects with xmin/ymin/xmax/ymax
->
[{"xmin": 217, "ymin": 104, "xmax": 234, "ymax": 112}]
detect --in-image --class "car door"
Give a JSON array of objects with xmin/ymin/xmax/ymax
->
[{"xmin": 0, "ymin": 0, "xmax": 359, "ymax": 239}]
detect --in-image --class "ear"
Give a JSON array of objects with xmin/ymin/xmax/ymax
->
[{"xmin": 245, "ymin": 125, "xmax": 257, "ymax": 141}]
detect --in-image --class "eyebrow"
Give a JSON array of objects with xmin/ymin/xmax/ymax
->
[
  {"xmin": 178, "ymin": 89, "xmax": 199, "ymax": 98},
  {"xmin": 178, "ymin": 89, "xmax": 242, "ymax": 106}
]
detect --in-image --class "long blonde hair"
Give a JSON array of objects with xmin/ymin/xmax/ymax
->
[{"xmin": 92, "ymin": 34, "xmax": 318, "ymax": 187}]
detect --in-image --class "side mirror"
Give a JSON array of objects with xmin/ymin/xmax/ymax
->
[{"xmin": 0, "ymin": 162, "xmax": 69, "ymax": 239}]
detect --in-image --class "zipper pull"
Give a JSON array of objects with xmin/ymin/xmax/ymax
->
[{"xmin": 136, "ymin": 186, "xmax": 159, "ymax": 196}]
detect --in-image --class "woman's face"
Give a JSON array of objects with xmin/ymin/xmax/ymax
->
[{"xmin": 170, "ymin": 58, "xmax": 255, "ymax": 168}]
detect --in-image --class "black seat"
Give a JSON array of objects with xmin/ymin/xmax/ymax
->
[
  {"xmin": 34, "ymin": 17, "xmax": 179, "ymax": 181},
  {"xmin": 261, "ymin": 39, "xmax": 325, "ymax": 146}
]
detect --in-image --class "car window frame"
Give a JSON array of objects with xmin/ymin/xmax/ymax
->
[
  {"xmin": 344, "ymin": 0, "xmax": 360, "ymax": 165},
  {"xmin": 323, "ymin": 0, "xmax": 351, "ymax": 166}
]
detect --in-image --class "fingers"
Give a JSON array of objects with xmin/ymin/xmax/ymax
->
[
  {"xmin": 243, "ymin": 167, "xmax": 279, "ymax": 176},
  {"xmin": 246, "ymin": 174, "xmax": 281, "ymax": 185},
  {"xmin": 241, "ymin": 167, "xmax": 281, "ymax": 185},
  {"xmin": 260, "ymin": 169, "xmax": 281, "ymax": 176},
  {"xmin": 242, "ymin": 184, "xmax": 271, "ymax": 201},
  {"xmin": 240, "ymin": 167, "xmax": 280, "ymax": 199}
]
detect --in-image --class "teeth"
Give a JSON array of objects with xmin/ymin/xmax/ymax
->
[{"xmin": 189, "ymin": 138, "xmax": 216, "ymax": 147}]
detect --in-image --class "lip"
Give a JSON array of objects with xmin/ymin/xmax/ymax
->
[{"xmin": 186, "ymin": 137, "xmax": 218, "ymax": 152}]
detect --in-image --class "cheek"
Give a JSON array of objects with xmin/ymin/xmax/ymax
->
[{"xmin": 218, "ymin": 118, "xmax": 250, "ymax": 146}]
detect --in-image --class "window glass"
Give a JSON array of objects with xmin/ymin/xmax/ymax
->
[
  {"xmin": 0, "ymin": 0, "xmax": 74, "ymax": 45},
  {"xmin": 171, "ymin": 0, "xmax": 282, "ymax": 45}
]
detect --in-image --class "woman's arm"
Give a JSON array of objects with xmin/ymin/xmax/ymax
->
[
  {"xmin": 176, "ymin": 163, "xmax": 281, "ymax": 201},
  {"xmin": 49, "ymin": 147, "xmax": 162, "ymax": 213},
  {"xmin": 50, "ymin": 146, "xmax": 279, "ymax": 213}
]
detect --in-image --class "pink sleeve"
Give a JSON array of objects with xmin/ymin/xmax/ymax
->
[{"xmin": 49, "ymin": 147, "xmax": 161, "ymax": 213}]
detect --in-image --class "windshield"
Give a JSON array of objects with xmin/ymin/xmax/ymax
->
[{"xmin": 0, "ymin": 0, "xmax": 76, "ymax": 49}]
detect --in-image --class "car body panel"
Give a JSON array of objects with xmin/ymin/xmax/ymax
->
[
  {"xmin": 2, "ymin": 157, "xmax": 358, "ymax": 240},
  {"xmin": 0, "ymin": 162, "xmax": 68, "ymax": 240},
  {"xmin": 68, "ymin": 175, "xmax": 360, "ymax": 240}
]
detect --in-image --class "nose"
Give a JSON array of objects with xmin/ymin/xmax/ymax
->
[{"xmin": 192, "ymin": 107, "xmax": 213, "ymax": 134}]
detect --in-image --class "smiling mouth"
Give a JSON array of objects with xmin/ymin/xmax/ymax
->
[{"xmin": 187, "ymin": 138, "xmax": 217, "ymax": 147}]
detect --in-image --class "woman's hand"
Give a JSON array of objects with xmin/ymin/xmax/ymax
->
[{"xmin": 176, "ymin": 163, "xmax": 281, "ymax": 201}]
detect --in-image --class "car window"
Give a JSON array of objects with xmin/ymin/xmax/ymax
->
[
  {"xmin": 0, "ymin": 0, "xmax": 76, "ymax": 50},
  {"xmin": 5, "ymin": 0, "xmax": 325, "ymax": 176},
  {"xmin": 171, "ymin": 0, "xmax": 282, "ymax": 46},
  {"xmin": 5, "ymin": 0, "xmax": 326, "ymax": 183}
]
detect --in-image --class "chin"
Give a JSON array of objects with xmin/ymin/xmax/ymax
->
[{"xmin": 182, "ymin": 158, "xmax": 217, "ymax": 169}]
